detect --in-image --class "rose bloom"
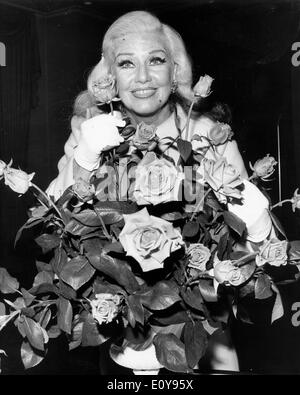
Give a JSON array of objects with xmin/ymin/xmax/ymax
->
[
  {"xmin": 132, "ymin": 122, "xmax": 157, "ymax": 151},
  {"xmin": 193, "ymin": 75, "xmax": 214, "ymax": 98},
  {"xmin": 202, "ymin": 158, "xmax": 243, "ymax": 203},
  {"xmin": 208, "ymin": 122, "xmax": 234, "ymax": 146},
  {"xmin": 4, "ymin": 167, "xmax": 35, "ymax": 194},
  {"xmin": 250, "ymin": 154, "xmax": 277, "ymax": 180},
  {"xmin": 119, "ymin": 207, "xmax": 184, "ymax": 272},
  {"xmin": 292, "ymin": 188, "xmax": 300, "ymax": 212},
  {"xmin": 132, "ymin": 152, "xmax": 184, "ymax": 205},
  {"xmin": 256, "ymin": 238, "xmax": 288, "ymax": 267},
  {"xmin": 90, "ymin": 293, "xmax": 122, "ymax": 325},
  {"xmin": 92, "ymin": 74, "xmax": 118, "ymax": 104},
  {"xmin": 187, "ymin": 243, "xmax": 211, "ymax": 272},
  {"xmin": 214, "ymin": 260, "xmax": 243, "ymax": 286},
  {"xmin": 72, "ymin": 178, "xmax": 95, "ymax": 202}
]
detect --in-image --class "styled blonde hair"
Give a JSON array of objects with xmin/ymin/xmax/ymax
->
[{"xmin": 86, "ymin": 11, "xmax": 195, "ymax": 106}]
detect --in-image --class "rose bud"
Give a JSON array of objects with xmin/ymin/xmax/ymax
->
[
  {"xmin": 4, "ymin": 167, "xmax": 35, "ymax": 195},
  {"xmin": 249, "ymin": 154, "xmax": 277, "ymax": 181},
  {"xmin": 193, "ymin": 75, "xmax": 214, "ymax": 98}
]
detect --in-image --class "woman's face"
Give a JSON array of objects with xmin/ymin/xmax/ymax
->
[{"xmin": 111, "ymin": 31, "xmax": 174, "ymax": 121}]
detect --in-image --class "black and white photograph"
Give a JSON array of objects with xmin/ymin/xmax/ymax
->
[{"xmin": 0, "ymin": 0, "xmax": 300, "ymax": 378}]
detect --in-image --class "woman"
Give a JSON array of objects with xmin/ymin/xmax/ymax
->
[{"xmin": 46, "ymin": 10, "xmax": 273, "ymax": 372}]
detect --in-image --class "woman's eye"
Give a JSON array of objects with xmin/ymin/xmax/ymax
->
[
  {"xmin": 117, "ymin": 60, "xmax": 134, "ymax": 69},
  {"xmin": 149, "ymin": 57, "xmax": 166, "ymax": 65}
]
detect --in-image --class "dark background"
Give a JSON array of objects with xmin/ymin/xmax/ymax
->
[{"xmin": 0, "ymin": 0, "xmax": 300, "ymax": 374}]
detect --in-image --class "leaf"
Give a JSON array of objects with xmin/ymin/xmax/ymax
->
[
  {"xmin": 223, "ymin": 211, "xmax": 246, "ymax": 237},
  {"xmin": 0, "ymin": 302, "xmax": 5, "ymax": 316},
  {"xmin": 271, "ymin": 284, "xmax": 284, "ymax": 324},
  {"xmin": 81, "ymin": 312, "xmax": 109, "ymax": 347},
  {"xmin": 21, "ymin": 288, "xmax": 36, "ymax": 306},
  {"xmin": 103, "ymin": 241, "xmax": 124, "ymax": 254},
  {"xmin": 32, "ymin": 271, "xmax": 53, "ymax": 288},
  {"xmin": 127, "ymin": 295, "xmax": 144, "ymax": 325},
  {"xmin": 58, "ymin": 279, "xmax": 77, "ymax": 300},
  {"xmin": 60, "ymin": 255, "xmax": 95, "ymax": 291},
  {"xmin": 22, "ymin": 316, "xmax": 45, "ymax": 351},
  {"xmin": 57, "ymin": 297, "xmax": 72, "ymax": 334},
  {"xmin": 184, "ymin": 321, "xmax": 208, "ymax": 368},
  {"xmin": 161, "ymin": 212, "xmax": 183, "ymax": 221},
  {"xmin": 181, "ymin": 286, "xmax": 205, "ymax": 312},
  {"xmin": 21, "ymin": 341, "xmax": 44, "ymax": 370},
  {"xmin": 15, "ymin": 217, "xmax": 45, "ymax": 247},
  {"xmin": 50, "ymin": 247, "xmax": 68, "ymax": 276},
  {"xmin": 268, "ymin": 210, "xmax": 287, "ymax": 239},
  {"xmin": 0, "ymin": 268, "xmax": 19, "ymax": 294},
  {"xmin": 177, "ymin": 138, "xmax": 192, "ymax": 162},
  {"xmin": 0, "ymin": 311, "xmax": 18, "ymax": 330},
  {"xmin": 217, "ymin": 232, "xmax": 230, "ymax": 260},
  {"xmin": 153, "ymin": 333, "xmax": 192, "ymax": 373},
  {"xmin": 69, "ymin": 317, "xmax": 84, "ymax": 351},
  {"xmin": 182, "ymin": 222, "xmax": 199, "ymax": 238},
  {"xmin": 151, "ymin": 323, "xmax": 185, "ymax": 338},
  {"xmin": 35, "ymin": 233, "xmax": 61, "ymax": 254},
  {"xmin": 139, "ymin": 281, "xmax": 181, "ymax": 311},
  {"xmin": 86, "ymin": 244, "xmax": 139, "ymax": 293},
  {"xmin": 288, "ymin": 240, "xmax": 300, "ymax": 264},
  {"xmin": 198, "ymin": 280, "xmax": 218, "ymax": 302},
  {"xmin": 254, "ymin": 274, "xmax": 273, "ymax": 300},
  {"xmin": 29, "ymin": 283, "xmax": 58, "ymax": 296},
  {"xmin": 150, "ymin": 310, "xmax": 190, "ymax": 326}
]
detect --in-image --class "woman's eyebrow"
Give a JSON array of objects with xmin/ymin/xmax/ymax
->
[
  {"xmin": 149, "ymin": 49, "xmax": 167, "ymax": 54},
  {"xmin": 116, "ymin": 52, "xmax": 134, "ymax": 58}
]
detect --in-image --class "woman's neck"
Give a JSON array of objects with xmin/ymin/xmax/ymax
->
[{"xmin": 122, "ymin": 103, "xmax": 173, "ymax": 127}]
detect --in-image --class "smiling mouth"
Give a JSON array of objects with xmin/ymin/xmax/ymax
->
[{"xmin": 131, "ymin": 88, "xmax": 156, "ymax": 98}]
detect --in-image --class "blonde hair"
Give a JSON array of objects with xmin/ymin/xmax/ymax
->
[{"xmin": 86, "ymin": 11, "xmax": 195, "ymax": 105}]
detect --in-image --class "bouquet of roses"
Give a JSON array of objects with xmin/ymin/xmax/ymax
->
[{"xmin": 0, "ymin": 77, "xmax": 300, "ymax": 374}]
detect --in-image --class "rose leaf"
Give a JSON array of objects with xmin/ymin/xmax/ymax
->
[
  {"xmin": 57, "ymin": 297, "xmax": 72, "ymax": 334},
  {"xmin": 21, "ymin": 341, "xmax": 44, "ymax": 370},
  {"xmin": 184, "ymin": 321, "xmax": 208, "ymax": 368},
  {"xmin": 287, "ymin": 240, "xmax": 300, "ymax": 264},
  {"xmin": 153, "ymin": 333, "xmax": 192, "ymax": 373},
  {"xmin": 22, "ymin": 316, "xmax": 45, "ymax": 351},
  {"xmin": 182, "ymin": 222, "xmax": 200, "ymax": 238},
  {"xmin": 254, "ymin": 274, "xmax": 273, "ymax": 300},
  {"xmin": 223, "ymin": 211, "xmax": 246, "ymax": 237},
  {"xmin": 127, "ymin": 295, "xmax": 144, "ymax": 325},
  {"xmin": 139, "ymin": 281, "xmax": 181, "ymax": 310},
  {"xmin": 81, "ymin": 312, "xmax": 109, "ymax": 347},
  {"xmin": 198, "ymin": 280, "xmax": 218, "ymax": 302},
  {"xmin": 177, "ymin": 139, "xmax": 192, "ymax": 163},
  {"xmin": 35, "ymin": 233, "xmax": 61, "ymax": 254},
  {"xmin": 0, "ymin": 268, "xmax": 19, "ymax": 294},
  {"xmin": 60, "ymin": 255, "xmax": 95, "ymax": 291}
]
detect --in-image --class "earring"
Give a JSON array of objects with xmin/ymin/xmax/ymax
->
[{"xmin": 171, "ymin": 79, "xmax": 178, "ymax": 94}]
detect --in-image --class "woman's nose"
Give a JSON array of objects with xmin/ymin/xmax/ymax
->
[{"xmin": 135, "ymin": 64, "xmax": 151, "ymax": 84}]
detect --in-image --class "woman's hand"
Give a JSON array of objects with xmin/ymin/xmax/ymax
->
[{"xmin": 74, "ymin": 114, "xmax": 125, "ymax": 171}]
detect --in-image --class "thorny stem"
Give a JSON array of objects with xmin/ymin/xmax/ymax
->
[
  {"xmin": 190, "ymin": 187, "xmax": 212, "ymax": 221},
  {"xmin": 185, "ymin": 99, "xmax": 196, "ymax": 141},
  {"xmin": 30, "ymin": 183, "xmax": 62, "ymax": 220},
  {"xmin": 271, "ymin": 199, "xmax": 293, "ymax": 210}
]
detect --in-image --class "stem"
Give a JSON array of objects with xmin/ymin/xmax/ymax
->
[
  {"xmin": 30, "ymin": 183, "xmax": 62, "ymax": 220},
  {"xmin": 191, "ymin": 187, "xmax": 212, "ymax": 221},
  {"xmin": 185, "ymin": 99, "xmax": 196, "ymax": 141},
  {"xmin": 109, "ymin": 102, "xmax": 114, "ymax": 116},
  {"xmin": 271, "ymin": 199, "xmax": 293, "ymax": 210},
  {"xmin": 93, "ymin": 207, "xmax": 112, "ymax": 241}
]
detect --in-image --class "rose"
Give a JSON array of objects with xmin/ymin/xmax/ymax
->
[
  {"xmin": 132, "ymin": 152, "xmax": 184, "ymax": 205},
  {"xmin": 132, "ymin": 122, "xmax": 157, "ymax": 151},
  {"xmin": 90, "ymin": 293, "xmax": 122, "ymax": 325},
  {"xmin": 92, "ymin": 74, "xmax": 118, "ymax": 104},
  {"xmin": 256, "ymin": 238, "xmax": 288, "ymax": 267},
  {"xmin": 72, "ymin": 178, "xmax": 95, "ymax": 202},
  {"xmin": 3, "ymin": 167, "xmax": 35, "ymax": 194},
  {"xmin": 119, "ymin": 207, "xmax": 184, "ymax": 272},
  {"xmin": 202, "ymin": 158, "xmax": 243, "ymax": 203},
  {"xmin": 249, "ymin": 154, "xmax": 277, "ymax": 180},
  {"xmin": 292, "ymin": 188, "xmax": 300, "ymax": 212},
  {"xmin": 187, "ymin": 243, "xmax": 211, "ymax": 272},
  {"xmin": 208, "ymin": 122, "xmax": 234, "ymax": 146},
  {"xmin": 193, "ymin": 75, "xmax": 214, "ymax": 98},
  {"xmin": 214, "ymin": 260, "xmax": 243, "ymax": 286}
]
